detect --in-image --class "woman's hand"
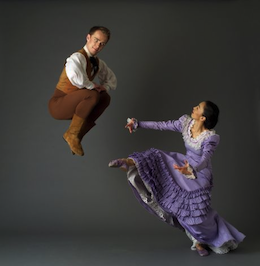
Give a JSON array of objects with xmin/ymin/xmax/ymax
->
[
  {"xmin": 173, "ymin": 160, "xmax": 192, "ymax": 175},
  {"xmin": 125, "ymin": 118, "xmax": 135, "ymax": 133}
]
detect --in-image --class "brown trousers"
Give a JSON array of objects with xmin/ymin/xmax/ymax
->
[{"xmin": 48, "ymin": 88, "xmax": 111, "ymax": 139}]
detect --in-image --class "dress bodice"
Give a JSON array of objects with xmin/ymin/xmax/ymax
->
[{"xmin": 182, "ymin": 115, "xmax": 216, "ymax": 152}]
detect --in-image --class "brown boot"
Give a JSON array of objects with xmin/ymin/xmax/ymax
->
[
  {"xmin": 63, "ymin": 114, "xmax": 85, "ymax": 156},
  {"xmin": 78, "ymin": 121, "xmax": 96, "ymax": 142}
]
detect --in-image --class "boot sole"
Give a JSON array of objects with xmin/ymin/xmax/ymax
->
[{"xmin": 62, "ymin": 136, "xmax": 84, "ymax": 156}]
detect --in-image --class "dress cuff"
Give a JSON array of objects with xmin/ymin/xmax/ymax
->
[{"xmin": 127, "ymin": 118, "xmax": 138, "ymax": 132}]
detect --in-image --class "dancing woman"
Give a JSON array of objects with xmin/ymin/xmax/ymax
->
[{"xmin": 109, "ymin": 101, "xmax": 245, "ymax": 256}]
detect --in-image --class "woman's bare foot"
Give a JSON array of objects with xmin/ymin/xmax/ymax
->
[{"xmin": 108, "ymin": 158, "xmax": 134, "ymax": 171}]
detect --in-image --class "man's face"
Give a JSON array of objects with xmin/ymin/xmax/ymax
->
[{"xmin": 86, "ymin": 30, "xmax": 108, "ymax": 56}]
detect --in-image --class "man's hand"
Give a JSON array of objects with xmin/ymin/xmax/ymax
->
[{"xmin": 93, "ymin": 84, "xmax": 107, "ymax": 93}]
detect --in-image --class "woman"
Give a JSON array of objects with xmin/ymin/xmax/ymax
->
[{"xmin": 109, "ymin": 101, "xmax": 245, "ymax": 256}]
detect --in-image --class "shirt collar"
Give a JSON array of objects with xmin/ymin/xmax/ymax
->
[{"xmin": 83, "ymin": 45, "xmax": 95, "ymax": 58}]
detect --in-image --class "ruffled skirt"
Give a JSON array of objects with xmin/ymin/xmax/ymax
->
[{"xmin": 127, "ymin": 148, "xmax": 245, "ymax": 254}]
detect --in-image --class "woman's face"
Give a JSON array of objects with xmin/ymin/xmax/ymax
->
[{"xmin": 191, "ymin": 102, "xmax": 206, "ymax": 121}]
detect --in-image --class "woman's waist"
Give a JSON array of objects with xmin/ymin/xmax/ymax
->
[{"xmin": 185, "ymin": 151, "xmax": 201, "ymax": 161}]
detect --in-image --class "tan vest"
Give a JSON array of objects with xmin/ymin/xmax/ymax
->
[{"xmin": 56, "ymin": 48, "xmax": 99, "ymax": 94}]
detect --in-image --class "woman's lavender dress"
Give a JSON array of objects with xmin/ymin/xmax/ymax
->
[{"xmin": 126, "ymin": 115, "xmax": 245, "ymax": 254}]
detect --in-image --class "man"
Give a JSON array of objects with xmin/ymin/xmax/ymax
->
[{"xmin": 49, "ymin": 26, "xmax": 117, "ymax": 156}]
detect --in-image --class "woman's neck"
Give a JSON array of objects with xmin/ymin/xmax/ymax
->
[{"xmin": 191, "ymin": 120, "xmax": 207, "ymax": 138}]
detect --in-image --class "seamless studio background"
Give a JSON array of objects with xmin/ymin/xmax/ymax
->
[{"xmin": 0, "ymin": 0, "xmax": 259, "ymax": 265}]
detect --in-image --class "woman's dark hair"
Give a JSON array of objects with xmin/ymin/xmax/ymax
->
[{"xmin": 203, "ymin": 101, "xmax": 219, "ymax": 129}]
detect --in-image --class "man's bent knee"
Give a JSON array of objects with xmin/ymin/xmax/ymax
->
[
  {"xmin": 87, "ymin": 89, "xmax": 101, "ymax": 104},
  {"xmin": 101, "ymin": 92, "xmax": 111, "ymax": 107}
]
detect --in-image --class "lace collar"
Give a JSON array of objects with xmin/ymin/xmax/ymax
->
[{"xmin": 182, "ymin": 117, "xmax": 216, "ymax": 150}]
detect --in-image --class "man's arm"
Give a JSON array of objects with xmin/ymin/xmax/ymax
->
[
  {"xmin": 65, "ymin": 52, "xmax": 95, "ymax": 90},
  {"xmin": 97, "ymin": 59, "xmax": 117, "ymax": 92}
]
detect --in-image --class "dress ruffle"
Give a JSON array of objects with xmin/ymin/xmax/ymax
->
[
  {"xmin": 182, "ymin": 117, "xmax": 216, "ymax": 151},
  {"xmin": 129, "ymin": 148, "xmax": 212, "ymax": 225}
]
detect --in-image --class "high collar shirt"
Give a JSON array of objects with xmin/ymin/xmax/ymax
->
[{"xmin": 65, "ymin": 45, "xmax": 117, "ymax": 91}]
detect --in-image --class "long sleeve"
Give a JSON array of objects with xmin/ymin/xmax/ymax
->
[
  {"xmin": 65, "ymin": 52, "xmax": 95, "ymax": 90},
  {"xmin": 137, "ymin": 115, "xmax": 189, "ymax": 133},
  {"xmin": 65, "ymin": 52, "xmax": 117, "ymax": 92},
  {"xmin": 97, "ymin": 59, "xmax": 117, "ymax": 91},
  {"xmin": 190, "ymin": 134, "xmax": 220, "ymax": 172}
]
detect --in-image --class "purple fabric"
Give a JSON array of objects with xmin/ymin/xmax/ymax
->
[
  {"xmin": 138, "ymin": 115, "xmax": 220, "ymax": 173},
  {"xmin": 138, "ymin": 119, "xmax": 183, "ymax": 132},
  {"xmin": 128, "ymin": 181, "xmax": 184, "ymax": 231},
  {"xmin": 129, "ymin": 148, "xmax": 212, "ymax": 225},
  {"xmin": 127, "ymin": 115, "xmax": 245, "ymax": 247},
  {"xmin": 178, "ymin": 209, "xmax": 245, "ymax": 247}
]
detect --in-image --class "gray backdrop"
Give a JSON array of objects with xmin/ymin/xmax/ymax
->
[{"xmin": 0, "ymin": 0, "xmax": 259, "ymax": 240}]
